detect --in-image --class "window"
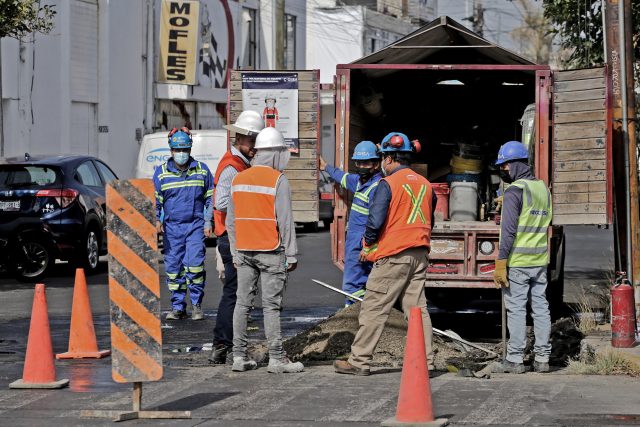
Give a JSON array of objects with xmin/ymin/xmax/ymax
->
[
  {"xmin": 283, "ymin": 14, "xmax": 296, "ymax": 70},
  {"xmin": 0, "ymin": 166, "xmax": 59, "ymax": 187},
  {"xmin": 75, "ymin": 161, "xmax": 102, "ymax": 187},
  {"xmin": 241, "ymin": 8, "xmax": 257, "ymax": 69},
  {"xmin": 94, "ymin": 161, "xmax": 118, "ymax": 184}
]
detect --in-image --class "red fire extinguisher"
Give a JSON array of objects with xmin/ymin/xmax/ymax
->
[{"xmin": 611, "ymin": 273, "xmax": 637, "ymax": 348}]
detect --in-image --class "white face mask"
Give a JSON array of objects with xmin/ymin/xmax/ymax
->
[
  {"xmin": 266, "ymin": 100, "xmax": 275, "ymax": 108},
  {"xmin": 381, "ymin": 157, "xmax": 390, "ymax": 176},
  {"xmin": 173, "ymin": 152, "xmax": 190, "ymax": 166}
]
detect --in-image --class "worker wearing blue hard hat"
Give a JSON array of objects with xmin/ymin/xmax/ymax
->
[
  {"xmin": 153, "ymin": 127, "xmax": 214, "ymax": 321},
  {"xmin": 493, "ymin": 140, "xmax": 553, "ymax": 374},
  {"xmin": 335, "ymin": 131, "xmax": 437, "ymax": 376},
  {"xmin": 320, "ymin": 140, "xmax": 382, "ymax": 305}
]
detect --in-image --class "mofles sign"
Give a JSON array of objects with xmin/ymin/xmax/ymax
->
[{"xmin": 158, "ymin": 0, "xmax": 200, "ymax": 85}]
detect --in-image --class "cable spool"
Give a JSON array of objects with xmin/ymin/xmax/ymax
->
[{"xmin": 450, "ymin": 155, "xmax": 483, "ymax": 174}]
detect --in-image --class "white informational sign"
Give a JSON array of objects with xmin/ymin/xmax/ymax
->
[{"xmin": 241, "ymin": 73, "xmax": 299, "ymax": 152}]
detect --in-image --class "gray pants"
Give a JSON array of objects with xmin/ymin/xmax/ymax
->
[
  {"xmin": 504, "ymin": 266, "xmax": 551, "ymax": 364},
  {"xmin": 233, "ymin": 250, "xmax": 287, "ymax": 360}
]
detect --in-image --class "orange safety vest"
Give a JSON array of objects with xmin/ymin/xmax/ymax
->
[
  {"xmin": 231, "ymin": 165, "xmax": 282, "ymax": 251},
  {"xmin": 214, "ymin": 151, "xmax": 249, "ymax": 237},
  {"xmin": 365, "ymin": 168, "xmax": 433, "ymax": 262}
]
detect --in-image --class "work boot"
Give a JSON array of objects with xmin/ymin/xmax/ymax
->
[
  {"xmin": 492, "ymin": 360, "xmax": 526, "ymax": 374},
  {"xmin": 232, "ymin": 356, "xmax": 257, "ymax": 372},
  {"xmin": 191, "ymin": 304, "xmax": 204, "ymax": 321},
  {"xmin": 533, "ymin": 361, "xmax": 550, "ymax": 373},
  {"xmin": 333, "ymin": 360, "xmax": 370, "ymax": 376},
  {"xmin": 209, "ymin": 344, "xmax": 232, "ymax": 365},
  {"xmin": 267, "ymin": 356, "xmax": 304, "ymax": 374},
  {"xmin": 166, "ymin": 309, "xmax": 187, "ymax": 320}
]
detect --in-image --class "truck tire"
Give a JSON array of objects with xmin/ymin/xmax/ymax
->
[{"xmin": 548, "ymin": 238, "xmax": 566, "ymax": 320}]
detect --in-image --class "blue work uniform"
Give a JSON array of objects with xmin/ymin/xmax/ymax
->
[
  {"xmin": 153, "ymin": 158, "xmax": 214, "ymax": 311},
  {"xmin": 325, "ymin": 165, "xmax": 382, "ymax": 304}
]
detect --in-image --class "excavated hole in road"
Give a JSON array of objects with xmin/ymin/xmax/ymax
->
[{"xmin": 279, "ymin": 303, "xmax": 585, "ymax": 372}]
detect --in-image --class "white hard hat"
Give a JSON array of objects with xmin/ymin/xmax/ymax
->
[
  {"xmin": 254, "ymin": 127, "xmax": 287, "ymax": 149},
  {"xmin": 224, "ymin": 110, "xmax": 264, "ymax": 136}
]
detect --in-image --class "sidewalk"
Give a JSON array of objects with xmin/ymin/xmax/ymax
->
[{"xmin": 2, "ymin": 358, "xmax": 640, "ymax": 426}]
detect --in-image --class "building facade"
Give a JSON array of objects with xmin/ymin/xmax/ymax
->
[{"xmin": 0, "ymin": 0, "xmax": 306, "ymax": 178}]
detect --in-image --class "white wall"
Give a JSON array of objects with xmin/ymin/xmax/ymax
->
[
  {"xmin": 306, "ymin": 5, "xmax": 365, "ymax": 84},
  {"xmin": 0, "ymin": 0, "xmax": 146, "ymax": 179}
]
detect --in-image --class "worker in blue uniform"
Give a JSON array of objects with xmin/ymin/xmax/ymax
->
[
  {"xmin": 319, "ymin": 141, "xmax": 382, "ymax": 305},
  {"xmin": 153, "ymin": 128, "xmax": 214, "ymax": 321}
]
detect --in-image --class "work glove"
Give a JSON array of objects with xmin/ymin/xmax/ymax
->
[
  {"xmin": 493, "ymin": 195, "xmax": 503, "ymax": 212},
  {"xmin": 493, "ymin": 259, "xmax": 509, "ymax": 289}
]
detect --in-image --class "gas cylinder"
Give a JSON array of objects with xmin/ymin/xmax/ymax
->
[{"xmin": 611, "ymin": 280, "xmax": 636, "ymax": 348}]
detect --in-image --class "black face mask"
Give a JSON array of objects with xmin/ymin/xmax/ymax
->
[
  {"xmin": 355, "ymin": 167, "xmax": 375, "ymax": 180},
  {"xmin": 499, "ymin": 169, "xmax": 514, "ymax": 184}
]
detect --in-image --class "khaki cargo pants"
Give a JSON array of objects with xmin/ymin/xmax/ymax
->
[{"xmin": 348, "ymin": 246, "xmax": 434, "ymax": 370}]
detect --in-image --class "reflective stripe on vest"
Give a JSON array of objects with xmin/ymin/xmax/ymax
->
[
  {"xmin": 213, "ymin": 151, "xmax": 249, "ymax": 236},
  {"xmin": 366, "ymin": 168, "xmax": 433, "ymax": 262},
  {"xmin": 507, "ymin": 179, "xmax": 552, "ymax": 267},
  {"xmin": 232, "ymin": 166, "xmax": 282, "ymax": 251},
  {"xmin": 350, "ymin": 181, "xmax": 379, "ymax": 216}
]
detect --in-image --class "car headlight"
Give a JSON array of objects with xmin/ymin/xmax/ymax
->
[{"xmin": 479, "ymin": 241, "xmax": 495, "ymax": 255}]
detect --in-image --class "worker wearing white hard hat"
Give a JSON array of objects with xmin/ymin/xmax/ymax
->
[
  {"xmin": 209, "ymin": 110, "xmax": 265, "ymax": 365},
  {"xmin": 226, "ymin": 127, "xmax": 302, "ymax": 373}
]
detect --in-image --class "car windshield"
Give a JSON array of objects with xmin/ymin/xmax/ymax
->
[{"xmin": 0, "ymin": 166, "xmax": 60, "ymax": 188}]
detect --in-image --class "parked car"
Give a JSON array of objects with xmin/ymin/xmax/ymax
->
[{"xmin": 0, "ymin": 154, "xmax": 118, "ymax": 280}]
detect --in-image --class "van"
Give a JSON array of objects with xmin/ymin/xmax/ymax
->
[{"xmin": 135, "ymin": 129, "xmax": 228, "ymax": 178}]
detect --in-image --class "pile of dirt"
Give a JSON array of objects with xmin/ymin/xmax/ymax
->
[{"xmin": 281, "ymin": 302, "xmax": 500, "ymax": 371}]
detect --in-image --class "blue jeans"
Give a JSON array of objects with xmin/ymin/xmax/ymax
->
[{"xmin": 504, "ymin": 266, "xmax": 551, "ymax": 364}]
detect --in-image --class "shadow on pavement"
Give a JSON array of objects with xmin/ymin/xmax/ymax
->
[{"xmin": 153, "ymin": 392, "xmax": 239, "ymax": 411}]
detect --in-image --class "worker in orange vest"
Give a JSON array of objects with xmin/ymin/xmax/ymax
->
[
  {"xmin": 334, "ymin": 132, "xmax": 437, "ymax": 376},
  {"xmin": 209, "ymin": 111, "xmax": 264, "ymax": 365},
  {"xmin": 226, "ymin": 127, "xmax": 303, "ymax": 374}
]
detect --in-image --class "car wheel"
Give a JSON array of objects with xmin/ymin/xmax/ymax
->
[
  {"xmin": 82, "ymin": 228, "xmax": 101, "ymax": 274},
  {"xmin": 16, "ymin": 240, "xmax": 51, "ymax": 281}
]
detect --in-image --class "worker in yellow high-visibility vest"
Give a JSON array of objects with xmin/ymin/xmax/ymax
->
[{"xmin": 493, "ymin": 141, "xmax": 552, "ymax": 374}]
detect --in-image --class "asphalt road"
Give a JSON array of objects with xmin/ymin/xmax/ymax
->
[{"xmin": 0, "ymin": 224, "xmax": 614, "ymax": 321}]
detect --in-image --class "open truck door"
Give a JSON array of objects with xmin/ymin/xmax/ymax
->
[
  {"xmin": 227, "ymin": 70, "xmax": 321, "ymax": 225},
  {"xmin": 330, "ymin": 70, "xmax": 350, "ymax": 270},
  {"xmin": 551, "ymin": 67, "xmax": 613, "ymax": 226}
]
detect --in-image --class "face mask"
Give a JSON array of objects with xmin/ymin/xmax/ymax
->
[
  {"xmin": 355, "ymin": 167, "xmax": 374, "ymax": 180},
  {"xmin": 499, "ymin": 169, "xmax": 513, "ymax": 184},
  {"xmin": 174, "ymin": 152, "xmax": 190, "ymax": 166},
  {"xmin": 267, "ymin": 100, "xmax": 275, "ymax": 108}
]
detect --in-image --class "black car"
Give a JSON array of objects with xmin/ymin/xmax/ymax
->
[{"xmin": 0, "ymin": 154, "xmax": 118, "ymax": 280}]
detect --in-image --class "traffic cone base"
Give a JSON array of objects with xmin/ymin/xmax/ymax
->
[
  {"xmin": 9, "ymin": 378, "xmax": 69, "ymax": 389},
  {"xmin": 56, "ymin": 268, "xmax": 110, "ymax": 359},
  {"xmin": 381, "ymin": 417, "xmax": 449, "ymax": 427},
  {"xmin": 56, "ymin": 349, "xmax": 111, "ymax": 359}
]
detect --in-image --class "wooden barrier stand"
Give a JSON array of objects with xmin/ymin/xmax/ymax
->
[{"xmin": 82, "ymin": 179, "xmax": 190, "ymax": 422}]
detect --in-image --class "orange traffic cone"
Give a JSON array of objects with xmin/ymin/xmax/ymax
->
[
  {"xmin": 9, "ymin": 284, "xmax": 69, "ymax": 389},
  {"xmin": 382, "ymin": 307, "xmax": 448, "ymax": 427},
  {"xmin": 56, "ymin": 269, "xmax": 110, "ymax": 359}
]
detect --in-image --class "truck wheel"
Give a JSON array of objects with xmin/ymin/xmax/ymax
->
[
  {"xmin": 16, "ymin": 240, "xmax": 51, "ymax": 282},
  {"xmin": 303, "ymin": 222, "xmax": 319, "ymax": 233}
]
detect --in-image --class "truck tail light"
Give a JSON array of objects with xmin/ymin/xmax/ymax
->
[
  {"xmin": 479, "ymin": 263, "xmax": 495, "ymax": 275},
  {"xmin": 427, "ymin": 263, "xmax": 459, "ymax": 274},
  {"xmin": 36, "ymin": 188, "xmax": 79, "ymax": 208},
  {"xmin": 320, "ymin": 192, "xmax": 333, "ymax": 200}
]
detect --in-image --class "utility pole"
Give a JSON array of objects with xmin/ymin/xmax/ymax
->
[
  {"xmin": 275, "ymin": 0, "xmax": 285, "ymax": 69},
  {"xmin": 605, "ymin": 0, "xmax": 640, "ymax": 321},
  {"xmin": 473, "ymin": 0, "xmax": 484, "ymax": 37}
]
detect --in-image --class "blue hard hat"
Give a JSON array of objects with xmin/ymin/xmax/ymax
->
[
  {"xmin": 495, "ymin": 141, "xmax": 528, "ymax": 165},
  {"xmin": 168, "ymin": 130, "xmax": 192, "ymax": 149},
  {"xmin": 352, "ymin": 141, "xmax": 379, "ymax": 160},
  {"xmin": 379, "ymin": 132, "xmax": 413, "ymax": 153}
]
